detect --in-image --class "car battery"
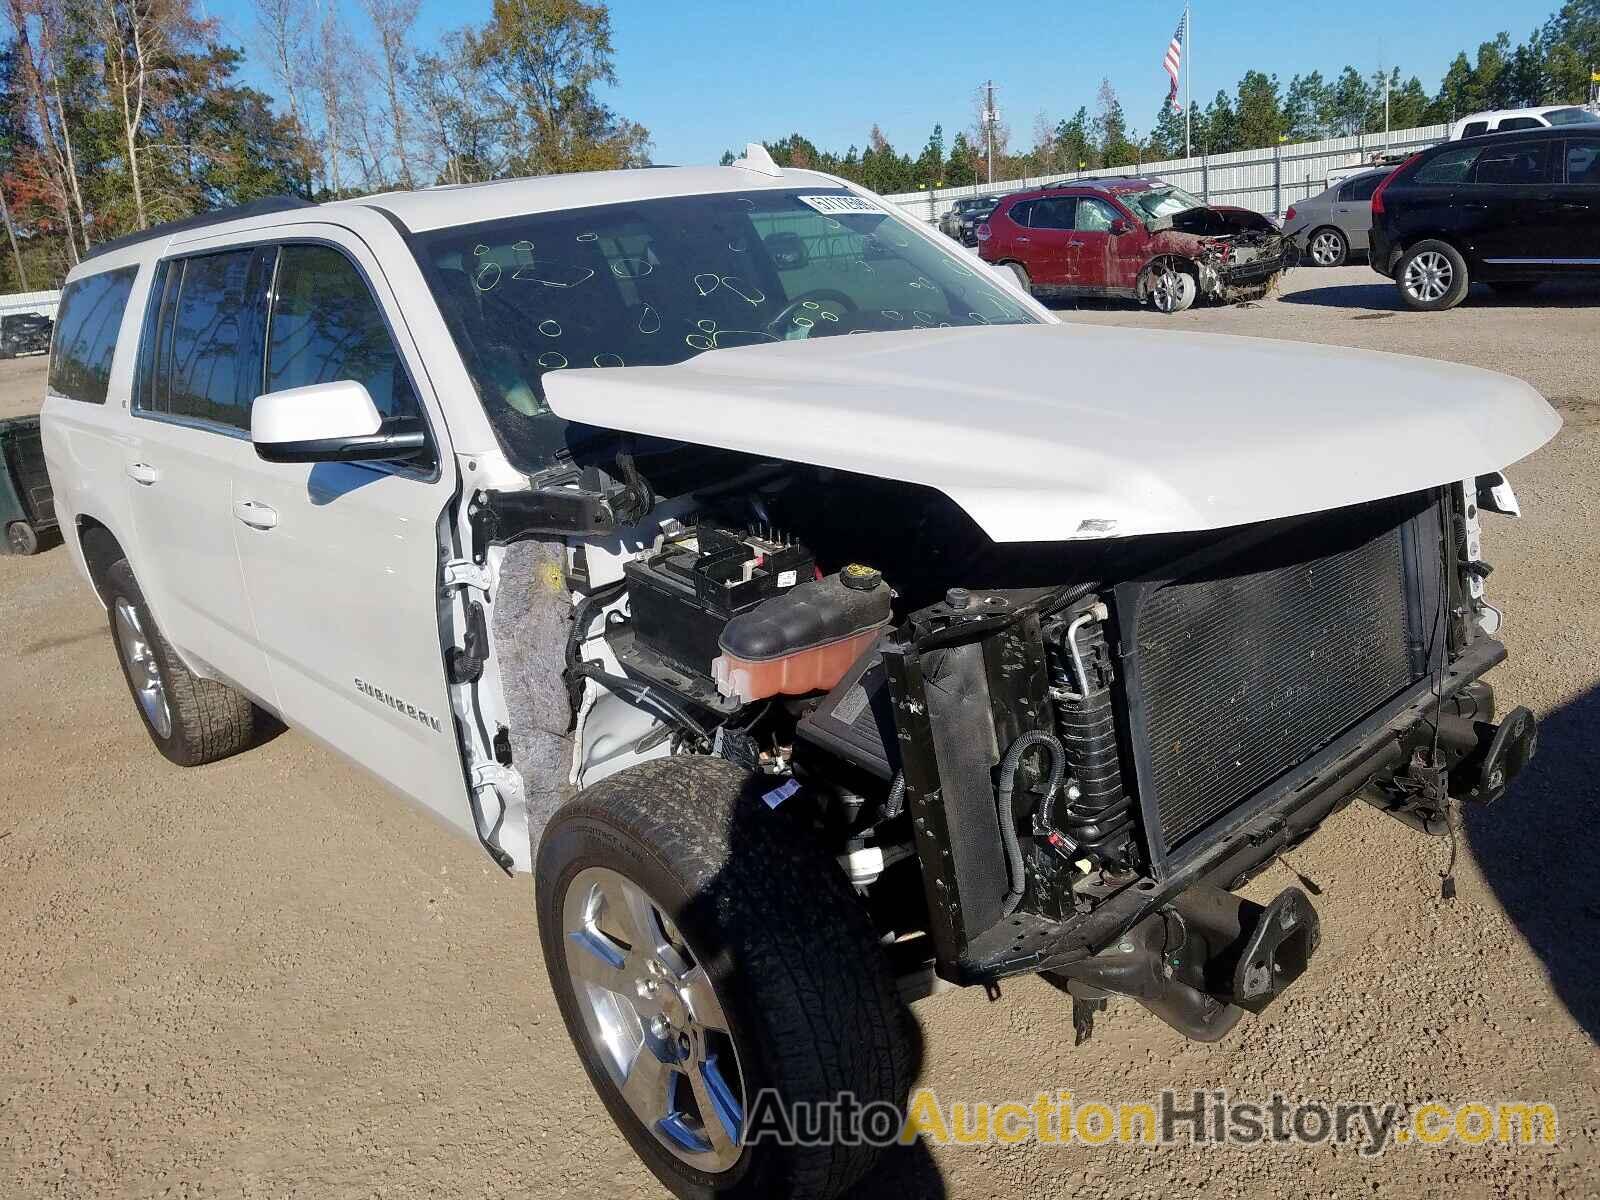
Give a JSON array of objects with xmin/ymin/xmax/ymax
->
[{"xmin": 620, "ymin": 525, "xmax": 815, "ymax": 682}]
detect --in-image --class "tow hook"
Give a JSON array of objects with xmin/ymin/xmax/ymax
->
[
  {"xmin": 1043, "ymin": 883, "xmax": 1322, "ymax": 1043},
  {"xmin": 1453, "ymin": 705, "xmax": 1537, "ymax": 805}
]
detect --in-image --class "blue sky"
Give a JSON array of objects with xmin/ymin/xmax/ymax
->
[{"xmin": 204, "ymin": 0, "xmax": 1556, "ymax": 165}]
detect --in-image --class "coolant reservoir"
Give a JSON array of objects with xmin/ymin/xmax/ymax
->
[{"xmin": 712, "ymin": 565, "xmax": 891, "ymax": 703}]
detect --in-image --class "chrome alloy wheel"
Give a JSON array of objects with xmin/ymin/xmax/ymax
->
[
  {"xmin": 1403, "ymin": 250, "xmax": 1453, "ymax": 303},
  {"xmin": 1150, "ymin": 266, "xmax": 1194, "ymax": 314},
  {"xmin": 114, "ymin": 597, "xmax": 171, "ymax": 739},
  {"xmin": 1309, "ymin": 230, "xmax": 1344, "ymax": 267},
  {"xmin": 563, "ymin": 866, "xmax": 747, "ymax": 1172}
]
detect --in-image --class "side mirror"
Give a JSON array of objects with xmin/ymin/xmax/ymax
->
[
  {"xmin": 1110, "ymin": 218, "xmax": 1134, "ymax": 236},
  {"xmin": 251, "ymin": 379, "xmax": 426, "ymax": 464}
]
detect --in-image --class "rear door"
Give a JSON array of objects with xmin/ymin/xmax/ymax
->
[
  {"xmin": 1554, "ymin": 135, "xmax": 1600, "ymax": 264},
  {"xmin": 1333, "ymin": 172, "xmax": 1384, "ymax": 250},
  {"xmin": 228, "ymin": 232, "xmax": 464, "ymax": 821},
  {"xmin": 1020, "ymin": 196, "xmax": 1077, "ymax": 286},
  {"xmin": 1464, "ymin": 138, "xmax": 1559, "ymax": 266},
  {"xmin": 122, "ymin": 247, "xmax": 278, "ymax": 704}
]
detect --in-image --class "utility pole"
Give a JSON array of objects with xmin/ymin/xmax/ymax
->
[{"xmin": 982, "ymin": 80, "xmax": 998, "ymax": 186}]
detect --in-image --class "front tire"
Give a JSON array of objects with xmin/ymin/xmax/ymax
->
[
  {"xmin": 104, "ymin": 558, "xmax": 258, "ymax": 765},
  {"xmin": 537, "ymin": 757, "xmax": 917, "ymax": 1200},
  {"xmin": 1147, "ymin": 263, "xmax": 1197, "ymax": 313},
  {"xmin": 1397, "ymin": 239, "xmax": 1469, "ymax": 311},
  {"xmin": 1307, "ymin": 227, "xmax": 1348, "ymax": 267}
]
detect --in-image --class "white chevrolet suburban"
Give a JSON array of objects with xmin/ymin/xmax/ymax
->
[{"xmin": 43, "ymin": 148, "xmax": 1559, "ymax": 1199}]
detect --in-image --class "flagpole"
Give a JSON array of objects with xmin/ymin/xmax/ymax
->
[{"xmin": 1184, "ymin": 3, "xmax": 1192, "ymax": 160}]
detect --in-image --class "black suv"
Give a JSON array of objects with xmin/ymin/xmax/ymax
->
[{"xmin": 1370, "ymin": 126, "xmax": 1600, "ymax": 310}]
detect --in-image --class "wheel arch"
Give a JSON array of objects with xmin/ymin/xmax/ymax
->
[{"xmin": 76, "ymin": 516, "xmax": 128, "ymax": 608}]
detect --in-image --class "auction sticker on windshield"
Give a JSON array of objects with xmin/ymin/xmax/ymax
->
[{"xmin": 797, "ymin": 194, "xmax": 879, "ymax": 215}]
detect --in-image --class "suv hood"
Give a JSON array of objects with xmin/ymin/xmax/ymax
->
[{"xmin": 543, "ymin": 323, "xmax": 1560, "ymax": 544}]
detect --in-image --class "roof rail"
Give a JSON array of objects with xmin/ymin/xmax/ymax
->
[{"xmin": 81, "ymin": 196, "xmax": 317, "ymax": 262}]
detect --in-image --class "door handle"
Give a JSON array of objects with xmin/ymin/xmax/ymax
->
[
  {"xmin": 126, "ymin": 462, "xmax": 161, "ymax": 485},
  {"xmin": 1015, "ymin": 236, "xmax": 1031, "ymax": 243},
  {"xmin": 233, "ymin": 499, "xmax": 279, "ymax": 530},
  {"xmin": 1067, "ymin": 240, "xmax": 1085, "ymax": 247}
]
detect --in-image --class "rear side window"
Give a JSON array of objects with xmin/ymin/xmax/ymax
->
[
  {"xmin": 266, "ymin": 244, "xmax": 422, "ymax": 424},
  {"xmin": 1460, "ymin": 122, "xmax": 1489, "ymax": 138},
  {"xmin": 1413, "ymin": 146, "xmax": 1481, "ymax": 185},
  {"xmin": 1004, "ymin": 200, "xmax": 1034, "ymax": 227},
  {"xmin": 1549, "ymin": 107, "xmax": 1600, "ymax": 127},
  {"xmin": 48, "ymin": 266, "xmax": 137, "ymax": 404},
  {"xmin": 1338, "ymin": 174, "xmax": 1384, "ymax": 202},
  {"xmin": 1497, "ymin": 117, "xmax": 1543, "ymax": 132},
  {"xmin": 1566, "ymin": 138, "xmax": 1600, "ymax": 185},
  {"xmin": 1028, "ymin": 197, "xmax": 1077, "ymax": 230},
  {"xmin": 143, "ymin": 249, "xmax": 270, "ymax": 431},
  {"xmin": 1471, "ymin": 141, "xmax": 1552, "ymax": 185}
]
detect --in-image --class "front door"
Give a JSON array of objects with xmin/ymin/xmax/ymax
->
[
  {"xmin": 228, "ymin": 232, "xmax": 468, "ymax": 834},
  {"xmin": 1554, "ymin": 135, "xmax": 1600, "ymax": 265},
  {"xmin": 1465, "ymin": 138, "xmax": 1560, "ymax": 265},
  {"xmin": 1070, "ymin": 195, "xmax": 1144, "ymax": 291},
  {"xmin": 121, "ymin": 247, "xmax": 278, "ymax": 705}
]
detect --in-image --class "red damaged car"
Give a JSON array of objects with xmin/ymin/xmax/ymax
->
[{"xmin": 977, "ymin": 177, "xmax": 1295, "ymax": 312}]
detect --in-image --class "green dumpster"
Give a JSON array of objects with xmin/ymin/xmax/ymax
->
[{"xmin": 0, "ymin": 415, "xmax": 56, "ymax": 555}]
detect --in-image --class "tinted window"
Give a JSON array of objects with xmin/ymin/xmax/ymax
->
[
  {"xmin": 1338, "ymin": 173, "xmax": 1384, "ymax": 202},
  {"xmin": 1005, "ymin": 200, "xmax": 1034, "ymax": 226},
  {"xmin": 1498, "ymin": 117, "xmax": 1543, "ymax": 132},
  {"xmin": 1472, "ymin": 141, "xmax": 1552, "ymax": 185},
  {"xmin": 153, "ymin": 250, "xmax": 268, "ymax": 430},
  {"xmin": 1414, "ymin": 146, "xmax": 1482, "ymax": 184},
  {"xmin": 267, "ymin": 244, "xmax": 422, "ymax": 425},
  {"xmin": 1461, "ymin": 122, "xmax": 1489, "ymax": 138},
  {"xmin": 1075, "ymin": 198, "xmax": 1121, "ymax": 231},
  {"xmin": 1549, "ymin": 107, "xmax": 1600, "ymax": 127},
  {"xmin": 48, "ymin": 266, "xmax": 137, "ymax": 404},
  {"xmin": 1029, "ymin": 198, "xmax": 1077, "ymax": 230},
  {"xmin": 1566, "ymin": 138, "xmax": 1600, "ymax": 185}
]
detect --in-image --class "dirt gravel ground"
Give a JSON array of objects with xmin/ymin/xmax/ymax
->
[{"xmin": 2, "ymin": 266, "xmax": 1597, "ymax": 1199}]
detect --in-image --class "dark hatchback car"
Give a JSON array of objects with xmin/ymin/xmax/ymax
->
[
  {"xmin": 1370, "ymin": 127, "xmax": 1600, "ymax": 310},
  {"xmin": 0, "ymin": 312, "xmax": 54, "ymax": 358}
]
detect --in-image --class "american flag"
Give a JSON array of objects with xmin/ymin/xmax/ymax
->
[{"xmin": 1164, "ymin": 11, "xmax": 1187, "ymax": 112}]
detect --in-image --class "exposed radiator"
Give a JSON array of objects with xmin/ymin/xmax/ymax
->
[{"xmin": 1135, "ymin": 510, "xmax": 1423, "ymax": 852}]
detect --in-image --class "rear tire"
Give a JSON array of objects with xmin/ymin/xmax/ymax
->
[
  {"xmin": 1004, "ymin": 262, "xmax": 1032, "ymax": 294},
  {"xmin": 537, "ymin": 757, "xmax": 917, "ymax": 1200},
  {"xmin": 6, "ymin": 520, "xmax": 39, "ymax": 556},
  {"xmin": 1397, "ymin": 239, "xmax": 1469, "ymax": 311},
  {"xmin": 1307, "ymin": 227, "xmax": 1348, "ymax": 268},
  {"xmin": 104, "ymin": 558, "xmax": 258, "ymax": 766}
]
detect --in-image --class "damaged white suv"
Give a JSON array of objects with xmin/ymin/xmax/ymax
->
[{"xmin": 43, "ymin": 148, "xmax": 1559, "ymax": 1199}]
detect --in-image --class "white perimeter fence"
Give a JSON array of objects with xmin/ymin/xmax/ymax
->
[
  {"xmin": 886, "ymin": 124, "xmax": 1451, "ymax": 222},
  {"xmin": 0, "ymin": 290, "xmax": 61, "ymax": 321}
]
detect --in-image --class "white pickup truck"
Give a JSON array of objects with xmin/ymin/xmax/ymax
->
[{"xmin": 42, "ymin": 149, "xmax": 1558, "ymax": 1199}]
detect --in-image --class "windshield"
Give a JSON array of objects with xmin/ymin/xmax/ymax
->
[
  {"xmin": 1547, "ymin": 107, "xmax": 1600, "ymax": 126},
  {"xmin": 414, "ymin": 187, "xmax": 1038, "ymax": 467},
  {"xmin": 1121, "ymin": 185, "xmax": 1206, "ymax": 223}
]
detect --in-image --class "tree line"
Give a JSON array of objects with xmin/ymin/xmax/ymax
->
[
  {"xmin": 0, "ymin": 0, "xmax": 649, "ymax": 291},
  {"xmin": 745, "ymin": 1, "xmax": 1599, "ymax": 192}
]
